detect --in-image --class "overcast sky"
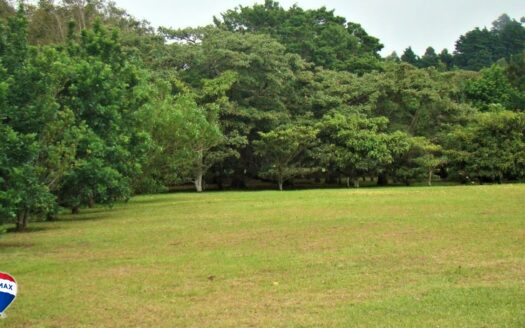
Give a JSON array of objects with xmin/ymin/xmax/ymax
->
[{"xmin": 113, "ymin": 0, "xmax": 525, "ymax": 56}]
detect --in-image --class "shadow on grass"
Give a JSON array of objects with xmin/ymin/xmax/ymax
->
[
  {"xmin": 57, "ymin": 211, "xmax": 116, "ymax": 222},
  {"xmin": 0, "ymin": 240, "xmax": 35, "ymax": 248},
  {"xmin": 1, "ymin": 208, "xmax": 120, "ymax": 237},
  {"xmin": 5, "ymin": 225, "xmax": 54, "ymax": 234}
]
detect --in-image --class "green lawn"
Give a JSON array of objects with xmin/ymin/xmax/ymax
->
[{"xmin": 1, "ymin": 185, "xmax": 525, "ymax": 327}]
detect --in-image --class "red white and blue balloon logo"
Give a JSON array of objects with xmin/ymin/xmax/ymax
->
[{"xmin": 0, "ymin": 272, "xmax": 17, "ymax": 318}]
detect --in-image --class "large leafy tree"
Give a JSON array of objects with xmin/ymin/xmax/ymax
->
[
  {"xmin": 316, "ymin": 113, "xmax": 400, "ymax": 187},
  {"xmin": 351, "ymin": 63, "xmax": 475, "ymax": 138},
  {"xmin": 160, "ymin": 26, "xmax": 308, "ymax": 188},
  {"xmin": 445, "ymin": 111, "xmax": 525, "ymax": 183},
  {"xmin": 138, "ymin": 70, "xmax": 239, "ymax": 193},
  {"xmin": 0, "ymin": 6, "xmax": 69, "ymax": 231},
  {"xmin": 56, "ymin": 20, "xmax": 151, "ymax": 212}
]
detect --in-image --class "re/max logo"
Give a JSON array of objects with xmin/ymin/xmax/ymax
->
[{"xmin": 0, "ymin": 282, "xmax": 14, "ymax": 291}]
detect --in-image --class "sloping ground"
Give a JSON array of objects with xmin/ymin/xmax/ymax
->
[{"xmin": 1, "ymin": 185, "xmax": 524, "ymax": 327}]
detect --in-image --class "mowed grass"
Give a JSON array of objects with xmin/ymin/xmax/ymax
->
[{"xmin": 1, "ymin": 185, "xmax": 525, "ymax": 327}]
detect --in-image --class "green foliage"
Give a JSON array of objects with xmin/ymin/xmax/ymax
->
[
  {"xmin": 419, "ymin": 47, "xmax": 440, "ymax": 68},
  {"xmin": 56, "ymin": 19, "xmax": 151, "ymax": 210},
  {"xmin": 445, "ymin": 111, "xmax": 525, "ymax": 183},
  {"xmin": 401, "ymin": 47, "xmax": 419, "ymax": 66},
  {"xmin": 357, "ymin": 63, "xmax": 475, "ymax": 137},
  {"xmin": 316, "ymin": 113, "xmax": 402, "ymax": 187},
  {"xmin": 217, "ymin": 0, "xmax": 383, "ymax": 72},
  {"xmin": 465, "ymin": 64, "xmax": 522, "ymax": 111},
  {"xmin": 254, "ymin": 125, "xmax": 318, "ymax": 190},
  {"xmin": 0, "ymin": 125, "xmax": 55, "ymax": 230},
  {"xmin": 454, "ymin": 15, "xmax": 525, "ymax": 70},
  {"xmin": 0, "ymin": 7, "xmax": 60, "ymax": 231}
]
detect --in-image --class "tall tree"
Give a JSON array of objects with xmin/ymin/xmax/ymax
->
[
  {"xmin": 56, "ymin": 20, "xmax": 151, "ymax": 212},
  {"xmin": 438, "ymin": 49, "xmax": 454, "ymax": 70},
  {"xmin": 0, "ymin": 5, "xmax": 64, "ymax": 231},
  {"xmin": 160, "ymin": 26, "xmax": 309, "ymax": 188},
  {"xmin": 401, "ymin": 47, "xmax": 419, "ymax": 66},
  {"xmin": 420, "ymin": 47, "xmax": 439, "ymax": 68}
]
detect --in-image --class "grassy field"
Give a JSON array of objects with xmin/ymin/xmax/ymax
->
[{"xmin": 1, "ymin": 185, "xmax": 524, "ymax": 327}]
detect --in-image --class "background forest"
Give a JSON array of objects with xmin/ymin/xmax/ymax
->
[{"xmin": 1, "ymin": 0, "xmax": 525, "ymax": 231}]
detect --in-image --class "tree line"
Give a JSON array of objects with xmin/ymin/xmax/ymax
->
[
  {"xmin": 1, "ymin": 0, "xmax": 525, "ymax": 232},
  {"xmin": 396, "ymin": 14, "xmax": 525, "ymax": 71}
]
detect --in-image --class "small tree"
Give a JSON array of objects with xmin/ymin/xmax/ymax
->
[
  {"xmin": 411, "ymin": 137, "xmax": 445, "ymax": 186},
  {"xmin": 254, "ymin": 125, "xmax": 318, "ymax": 191},
  {"xmin": 401, "ymin": 46, "xmax": 419, "ymax": 66}
]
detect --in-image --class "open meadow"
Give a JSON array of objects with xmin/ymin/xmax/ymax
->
[{"xmin": 1, "ymin": 185, "xmax": 525, "ymax": 327}]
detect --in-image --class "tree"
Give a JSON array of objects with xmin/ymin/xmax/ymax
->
[
  {"xmin": 454, "ymin": 14, "xmax": 525, "ymax": 71},
  {"xmin": 316, "ymin": 113, "xmax": 396, "ymax": 188},
  {"xmin": 420, "ymin": 47, "xmax": 439, "ymax": 68},
  {"xmin": 492, "ymin": 14, "xmax": 525, "ymax": 60},
  {"xmin": 505, "ymin": 50, "xmax": 525, "ymax": 93},
  {"xmin": 401, "ymin": 47, "xmax": 419, "ymax": 66},
  {"xmin": 454, "ymin": 27, "xmax": 498, "ymax": 70},
  {"xmin": 358, "ymin": 63, "xmax": 475, "ymax": 138},
  {"xmin": 160, "ymin": 26, "xmax": 308, "ymax": 188},
  {"xmin": 56, "ymin": 20, "xmax": 151, "ymax": 212},
  {"xmin": 0, "ymin": 125, "xmax": 55, "ymax": 231},
  {"xmin": 216, "ymin": 1, "xmax": 383, "ymax": 72},
  {"xmin": 0, "ymin": 0, "xmax": 14, "ymax": 20},
  {"xmin": 385, "ymin": 51, "xmax": 400, "ymax": 62},
  {"xmin": 410, "ymin": 138, "xmax": 445, "ymax": 186},
  {"xmin": 445, "ymin": 111, "xmax": 525, "ymax": 183},
  {"xmin": 465, "ymin": 64, "xmax": 521, "ymax": 111},
  {"xmin": 438, "ymin": 49, "xmax": 454, "ymax": 70},
  {"xmin": 0, "ymin": 5, "xmax": 68, "ymax": 230},
  {"xmin": 254, "ymin": 125, "xmax": 318, "ymax": 190}
]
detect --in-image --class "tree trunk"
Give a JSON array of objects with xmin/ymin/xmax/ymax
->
[
  {"xmin": 354, "ymin": 179, "xmax": 360, "ymax": 188},
  {"xmin": 194, "ymin": 149, "xmax": 204, "ymax": 192},
  {"xmin": 428, "ymin": 169, "xmax": 433, "ymax": 186},
  {"xmin": 216, "ymin": 175, "xmax": 224, "ymax": 190},
  {"xmin": 47, "ymin": 212, "xmax": 57, "ymax": 221},
  {"xmin": 346, "ymin": 177, "xmax": 351, "ymax": 188},
  {"xmin": 277, "ymin": 176, "xmax": 284, "ymax": 191},
  {"xmin": 16, "ymin": 210, "xmax": 29, "ymax": 232},
  {"xmin": 194, "ymin": 173, "xmax": 203, "ymax": 192},
  {"xmin": 88, "ymin": 195, "xmax": 95, "ymax": 208},
  {"xmin": 72, "ymin": 206, "xmax": 80, "ymax": 215},
  {"xmin": 377, "ymin": 173, "xmax": 389, "ymax": 186},
  {"xmin": 53, "ymin": 12, "xmax": 65, "ymax": 42}
]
